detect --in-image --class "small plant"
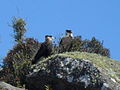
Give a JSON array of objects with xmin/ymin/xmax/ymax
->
[{"xmin": 12, "ymin": 17, "xmax": 26, "ymax": 43}]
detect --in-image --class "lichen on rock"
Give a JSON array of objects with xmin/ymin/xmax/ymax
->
[{"xmin": 26, "ymin": 52, "xmax": 120, "ymax": 90}]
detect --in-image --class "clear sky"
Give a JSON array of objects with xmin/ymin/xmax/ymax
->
[{"xmin": 0, "ymin": 0, "xmax": 120, "ymax": 63}]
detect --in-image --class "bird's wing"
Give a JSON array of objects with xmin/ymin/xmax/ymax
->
[
  {"xmin": 59, "ymin": 37, "xmax": 66, "ymax": 45},
  {"xmin": 32, "ymin": 43, "xmax": 45, "ymax": 64}
]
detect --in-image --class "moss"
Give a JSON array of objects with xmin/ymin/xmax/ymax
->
[{"xmin": 39, "ymin": 52, "xmax": 120, "ymax": 83}]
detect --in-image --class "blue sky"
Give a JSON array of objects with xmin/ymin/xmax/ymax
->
[{"xmin": 0, "ymin": 0, "xmax": 120, "ymax": 63}]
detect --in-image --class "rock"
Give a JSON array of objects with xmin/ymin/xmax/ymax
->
[
  {"xmin": 0, "ymin": 81, "xmax": 25, "ymax": 90},
  {"xmin": 26, "ymin": 52, "xmax": 120, "ymax": 90}
]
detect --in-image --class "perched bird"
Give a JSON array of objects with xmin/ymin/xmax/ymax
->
[
  {"xmin": 32, "ymin": 35, "xmax": 54, "ymax": 64},
  {"xmin": 59, "ymin": 30, "xmax": 74, "ymax": 53}
]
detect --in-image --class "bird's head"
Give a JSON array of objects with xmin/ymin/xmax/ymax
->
[
  {"xmin": 45, "ymin": 35, "xmax": 54, "ymax": 41},
  {"xmin": 66, "ymin": 30, "xmax": 74, "ymax": 38}
]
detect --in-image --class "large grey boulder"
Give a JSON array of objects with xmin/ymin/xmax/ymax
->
[
  {"xmin": 26, "ymin": 52, "xmax": 120, "ymax": 90},
  {"xmin": 0, "ymin": 81, "xmax": 25, "ymax": 90}
]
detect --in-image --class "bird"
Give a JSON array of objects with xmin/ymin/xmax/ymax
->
[
  {"xmin": 59, "ymin": 30, "xmax": 74, "ymax": 53},
  {"xmin": 32, "ymin": 35, "xmax": 54, "ymax": 64}
]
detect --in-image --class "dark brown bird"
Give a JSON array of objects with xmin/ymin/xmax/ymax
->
[
  {"xmin": 32, "ymin": 35, "xmax": 54, "ymax": 64},
  {"xmin": 59, "ymin": 30, "xmax": 74, "ymax": 53}
]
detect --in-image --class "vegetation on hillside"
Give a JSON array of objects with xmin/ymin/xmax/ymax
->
[
  {"xmin": 68, "ymin": 36, "xmax": 110, "ymax": 57},
  {"xmin": 0, "ymin": 17, "xmax": 114, "ymax": 87},
  {"xmin": 0, "ymin": 18, "xmax": 40, "ymax": 86}
]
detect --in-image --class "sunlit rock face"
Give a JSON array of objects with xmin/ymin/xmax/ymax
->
[
  {"xmin": 0, "ymin": 82, "xmax": 25, "ymax": 90},
  {"xmin": 26, "ymin": 56, "xmax": 120, "ymax": 90}
]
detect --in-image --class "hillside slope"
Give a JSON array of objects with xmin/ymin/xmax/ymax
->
[{"xmin": 26, "ymin": 52, "xmax": 120, "ymax": 90}]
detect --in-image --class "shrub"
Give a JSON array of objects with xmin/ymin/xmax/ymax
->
[
  {"xmin": 59, "ymin": 36, "xmax": 110, "ymax": 57},
  {"xmin": 87, "ymin": 37, "xmax": 110, "ymax": 57},
  {"xmin": 1, "ymin": 38, "xmax": 40, "ymax": 87},
  {"xmin": 70, "ymin": 36, "xmax": 83, "ymax": 52}
]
